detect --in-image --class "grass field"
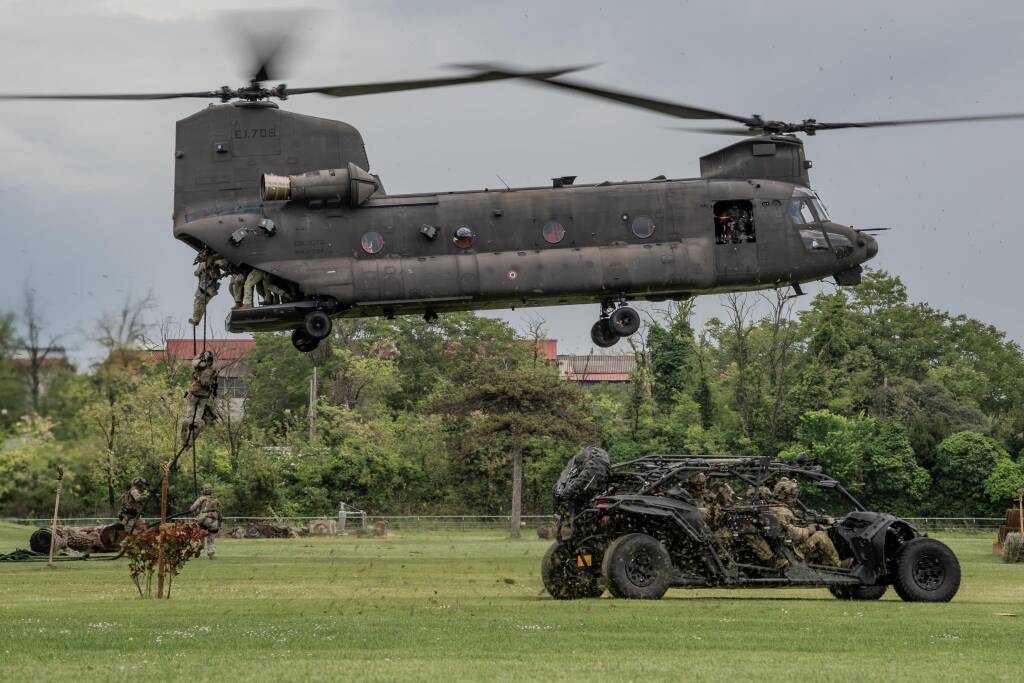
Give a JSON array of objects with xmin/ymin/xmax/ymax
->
[{"xmin": 1, "ymin": 522, "xmax": 1022, "ymax": 682}]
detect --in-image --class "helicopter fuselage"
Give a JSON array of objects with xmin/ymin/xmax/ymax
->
[{"xmin": 171, "ymin": 102, "xmax": 876, "ymax": 338}]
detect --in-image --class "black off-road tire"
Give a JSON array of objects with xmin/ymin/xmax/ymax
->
[
  {"xmin": 291, "ymin": 328, "xmax": 320, "ymax": 353},
  {"xmin": 304, "ymin": 311, "xmax": 333, "ymax": 340},
  {"xmin": 591, "ymin": 319, "xmax": 619, "ymax": 348},
  {"xmin": 829, "ymin": 584, "xmax": 887, "ymax": 601},
  {"xmin": 541, "ymin": 542, "xmax": 603, "ymax": 600},
  {"xmin": 601, "ymin": 533, "xmax": 672, "ymax": 600},
  {"xmin": 609, "ymin": 306, "xmax": 641, "ymax": 337},
  {"xmin": 892, "ymin": 537, "xmax": 961, "ymax": 603}
]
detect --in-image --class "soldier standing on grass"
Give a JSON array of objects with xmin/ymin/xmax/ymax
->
[
  {"xmin": 189, "ymin": 483, "xmax": 223, "ymax": 559},
  {"xmin": 118, "ymin": 477, "xmax": 148, "ymax": 533}
]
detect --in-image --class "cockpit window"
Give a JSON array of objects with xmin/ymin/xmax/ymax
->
[
  {"xmin": 790, "ymin": 199, "xmax": 817, "ymax": 225},
  {"xmin": 714, "ymin": 200, "xmax": 755, "ymax": 244}
]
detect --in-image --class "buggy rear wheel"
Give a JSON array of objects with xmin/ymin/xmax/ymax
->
[
  {"xmin": 829, "ymin": 584, "xmax": 887, "ymax": 600},
  {"xmin": 892, "ymin": 537, "xmax": 961, "ymax": 603},
  {"xmin": 541, "ymin": 542, "xmax": 603, "ymax": 600},
  {"xmin": 601, "ymin": 533, "xmax": 672, "ymax": 600}
]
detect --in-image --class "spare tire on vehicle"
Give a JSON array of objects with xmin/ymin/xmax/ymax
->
[
  {"xmin": 892, "ymin": 537, "xmax": 961, "ymax": 603},
  {"xmin": 554, "ymin": 445, "xmax": 611, "ymax": 507},
  {"xmin": 541, "ymin": 541, "xmax": 603, "ymax": 600},
  {"xmin": 829, "ymin": 584, "xmax": 887, "ymax": 601}
]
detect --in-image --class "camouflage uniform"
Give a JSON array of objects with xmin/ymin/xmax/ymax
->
[
  {"xmin": 228, "ymin": 267, "xmax": 248, "ymax": 309},
  {"xmin": 180, "ymin": 352, "xmax": 219, "ymax": 446},
  {"xmin": 768, "ymin": 478, "xmax": 841, "ymax": 566},
  {"xmin": 189, "ymin": 483, "xmax": 222, "ymax": 558},
  {"xmin": 118, "ymin": 478, "xmax": 148, "ymax": 533},
  {"xmin": 190, "ymin": 249, "xmax": 227, "ymax": 326}
]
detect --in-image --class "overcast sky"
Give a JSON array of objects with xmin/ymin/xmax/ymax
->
[{"xmin": 2, "ymin": 0, "xmax": 1023, "ymax": 365}]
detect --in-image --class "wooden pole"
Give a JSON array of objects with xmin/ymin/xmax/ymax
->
[
  {"xmin": 47, "ymin": 466, "xmax": 64, "ymax": 567},
  {"xmin": 156, "ymin": 462, "xmax": 169, "ymax": 598},
  {"xmin": 1018, "ymin": 489, "xmax": 1022, "ymax": 535},
  {"xmin": 308, "ymin": 366, "xmax": 318, "ymax": 442}
]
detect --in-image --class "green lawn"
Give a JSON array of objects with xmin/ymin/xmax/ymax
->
[{"xmin": 0, "ymin": 522, "xmax": 1022, "ymax": 682}]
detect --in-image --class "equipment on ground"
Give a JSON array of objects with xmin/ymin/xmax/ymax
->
[
  {"xmin": 6, "ymin": 18, "xmax": 1024, "ymax": 352},
  {"xmin": 543, "ymin": 453, "xmax": 962, "ymax": 602}
]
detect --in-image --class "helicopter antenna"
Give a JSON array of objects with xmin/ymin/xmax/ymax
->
[{"xmin": 496, "ymin": 174, "xmax": 511, "ymax": 191}]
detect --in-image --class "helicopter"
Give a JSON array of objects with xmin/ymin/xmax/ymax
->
[{"xmin": 6, "ymin": 45, "xmax": 1024, "ymax": 353}]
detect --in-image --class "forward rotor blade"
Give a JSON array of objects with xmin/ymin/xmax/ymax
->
[
  {"xmin": 288, "ymin": 65, "xmax": 590, "ymax": 99},
  {"xmin": 0, "ymin": 91, "xmax": 220, "ymax": 101},
  {"xmin": 455, "ymin": 63, "xmax": 756, "ymax": 126},
  {"xmin": 672, "ymin": 126, "xmax": 762, "ymax": 137},
  {"xmin": 811, "ymin": 112, "xmax": 1024, "ymax": 131}
]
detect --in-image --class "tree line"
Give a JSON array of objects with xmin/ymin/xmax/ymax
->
[{"xmin": 1, "ymin": 270, "xmax": 1022, "ymax": 521}]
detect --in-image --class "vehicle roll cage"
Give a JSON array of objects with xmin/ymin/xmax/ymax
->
[{"xmin": 607, "ymin": 454, "xmax": 866, "ymax": 513}]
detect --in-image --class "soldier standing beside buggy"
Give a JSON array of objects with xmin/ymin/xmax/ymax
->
[{"xmin": 189, "ymin": 483, "xmax": 223, "ymax": 559}]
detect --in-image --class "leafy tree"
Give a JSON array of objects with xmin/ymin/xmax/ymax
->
[
  {"xmin": 787, "ymin": 410, "xmax": 929, "ymax": 515},
  {"xmin": 984, "ymin": 457, "xmax": 1024, "ymax": 507},
  {"xmin": 933, "ymin": 431, "xmax": 1009, "ymax": 516},
  {"xmin": 435, "ymin": 361, "xmax": 595, "ymax": 537}
]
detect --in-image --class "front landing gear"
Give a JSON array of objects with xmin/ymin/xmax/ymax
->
[{"xmin": 590, "ymin": 301, "xmax": 640, "ymax": 348}]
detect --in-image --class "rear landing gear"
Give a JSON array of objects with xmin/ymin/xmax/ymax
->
[
  {"xmin": 590, "ymin": 301, "xmax": 641, "ymax": 348},
  {"xmin": 291, "ymin": 310, "xmax": 333, "ymax": 352}
]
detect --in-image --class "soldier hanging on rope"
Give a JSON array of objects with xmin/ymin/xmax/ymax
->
[
  {"xmin": 180, "ymin": 351, "xmax": 219, "ymax": 447},
  {"xmin": 189, "ymin": 247, "xmax": 228, "ymax": 326}
]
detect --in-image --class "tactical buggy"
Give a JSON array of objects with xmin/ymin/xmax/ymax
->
[{"xmin": 543, "ymin": 449, "xmax": 961, "ymax": 602}]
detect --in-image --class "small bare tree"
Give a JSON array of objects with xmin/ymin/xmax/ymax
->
[
  {"xmin": 521, "ymin": 314, "xmax": 548, "ymax": 366},
  {"xmin": 91, "ymin": 292, "xmax": 157, "ymax": 509},
  {"xmin": 17, "ymin": 284, "xmax": 64, "ymax": 414},
  {"xmin": 723, "ymin": 293, "xmax": 756, "ymax": 438}
]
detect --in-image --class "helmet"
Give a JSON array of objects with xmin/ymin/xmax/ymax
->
[
  {"xmin": 201, "ymin": 483, "xmax": 214, "ymax": 495},
  {"xmin": 133, "ymin": 477, "xmax": 147, "ymax": 488},
  {"xmin": 193, "ymin": 350, "xmax": 214, "ymax": 368},
  {"xmin": 690, "ymin": 472, "xmax": 707, "ymax": 488},
  {"xmin": 773, "ymin": 477, "xmax": 798, "ymax": 500}
]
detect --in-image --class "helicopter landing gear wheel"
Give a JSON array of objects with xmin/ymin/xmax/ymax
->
[
  {"xmin": 303, "ymin": 310, "xmax": 333, "ymax": 340},
  {"xmin": 291, "ymin": 328, "xmax": 320, "ymax": 353},
  {"xmin": 609, "ymin": 306, "xmax": 640, "ymax": 337},
  {"xmin": 591, "ymin": 319, "xmax": 620, "ymax": 348}
]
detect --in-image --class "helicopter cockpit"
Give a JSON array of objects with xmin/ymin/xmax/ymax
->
[{"xmin": 789, "ymin": 188, "xmax": 852, "ymax": 256}]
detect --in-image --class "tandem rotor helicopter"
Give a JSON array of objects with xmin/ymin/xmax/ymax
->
[{"xmin": 6, "ymin": 21, "xmax": 1024, "ymax": 353}]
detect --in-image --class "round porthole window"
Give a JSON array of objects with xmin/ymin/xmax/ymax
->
[
  {"xmin": 542, "ymin": 220, "xmax": 566, "ymax": 244},
  {"xmin": 361, "ymin": 231, "xmax": 384, "ymax": 254},
  {"xmin": 453, "ymin": 226, "xmax": 475, "ymax": 249},
  {"xmin": 631, "ymin": 215, "xmax": 656, "ymax": 239}
]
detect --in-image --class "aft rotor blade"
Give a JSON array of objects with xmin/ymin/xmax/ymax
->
[
  {"xmin": 288, "ymin": 65, "xmax": 590, "ymax": 98},
  {"xmin": 811, "ymin": 112, "xmax": 1024, "ymax": 131},
  {"xmin": 228, "ymin": 9, "xmax": 312, "ymax": 83},
  {"xmin": 0, "ymin": 91, "xmax": 221, "ymax": 101},
  {"xmin": 456, "ymin": 63, "xmax": 757, "ymax": 125}
]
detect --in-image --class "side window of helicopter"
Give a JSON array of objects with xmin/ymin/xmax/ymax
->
[
  {"xmin": 713, "ymin": 200, "xmax": 755, "ymax": 245},
  {"xmin": 790, "ymin": 199, "xmax": 830, "ymax": 252}
]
